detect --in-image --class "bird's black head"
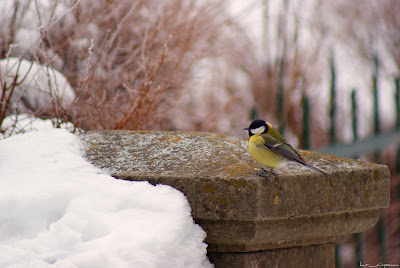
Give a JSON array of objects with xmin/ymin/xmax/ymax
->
[{"xmin": 243, "ymin": 119, "xmax": 269, "ymax": 137}]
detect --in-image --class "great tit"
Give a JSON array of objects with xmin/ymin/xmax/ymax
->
[{"xmin": 244, "ymin": 119, "xmax": 327, "ymax": 175}]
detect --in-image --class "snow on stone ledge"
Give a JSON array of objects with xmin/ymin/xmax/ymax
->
[{"xmin": 0, "ymin": 125, "xmax": 212, "ymax": 268}]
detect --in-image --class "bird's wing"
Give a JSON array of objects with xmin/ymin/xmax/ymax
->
[
  {"xmin": 260, "ymin": 132, "xmax": 299, "ymax": 159},
  {"xmin": 263, "ymin": 141, "xmax": 305, "ymax": 163},
  {"xmin": 266, "ymin": 125, "xmax": 288, "ymax": 144},
  {"xmin": 264, "ymin": 141, "xmax": 327, "ymax": 175},
  {"xmin": 259, "ymin": 133, "xmax": 281, "ymax": 146}
]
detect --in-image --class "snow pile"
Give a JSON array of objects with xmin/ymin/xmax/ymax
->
[
  {"xmin": 0, "ymin": 124, "xmax": 212, "ymax": 267},
  {"xmin": 0, "ymin": 114, "xmax": 76, "ymax": 139},
  {"xmin": 0, "ymin": 58, "xmax": 75, "ymax": 115}
]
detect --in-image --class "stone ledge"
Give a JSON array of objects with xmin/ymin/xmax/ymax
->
[
  {"xmin": 79, "ymin": 130, "xmax": 390, "ymax": 254},
  {"xmin": 208, "ymin": 243, "xmax": 335, "ymax": 268},
  {"xmin": 198, "ymin": 209, "xmax": 379, "ymax": 252}
]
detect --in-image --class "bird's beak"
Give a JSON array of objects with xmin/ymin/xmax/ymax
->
[{"xmin": 243, "ymin": 128, "xmax": 249, "ymax": 130}]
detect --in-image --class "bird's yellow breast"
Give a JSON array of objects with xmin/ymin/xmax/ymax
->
[{"xmin": 248, "ymin": 134, "xmax": 286, "ymax": 168}]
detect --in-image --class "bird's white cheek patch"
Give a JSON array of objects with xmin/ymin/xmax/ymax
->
[{"xmin": 251, "ymin": 126, "xmax": 265, "ymax": 135}]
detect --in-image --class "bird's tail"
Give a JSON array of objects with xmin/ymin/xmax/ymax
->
[{"xmin": 302, "ymin": 161, "xmax": 327, "ymax": 175}]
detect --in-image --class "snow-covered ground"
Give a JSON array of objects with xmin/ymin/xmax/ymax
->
[{"xmin": 0, "ymin": 118, "xmax": 212, "ymax": 268}]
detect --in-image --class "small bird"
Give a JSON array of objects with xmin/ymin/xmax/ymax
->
[{"xmin": 244, "ymin": 119, "xmax": 326, "ymax": 176}]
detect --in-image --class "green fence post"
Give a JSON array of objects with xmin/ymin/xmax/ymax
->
[
  {"xmin": 372, "ymin": 51, "xmax": 385, "ymax": 265},
  {"xmin": 329, "ymin": 51, "xmax": 340, "ymax": 268},
  {"xmin": 329, "ymin": 51, "xmax": 336, "ymax": 145},
  {"xmin": 302, "ymin": 95, "xmax": 310, "ymax": 150},
  {"xmin": 351, "ymin": 89, "xmax": 358, "ymax": 143},
  {"xmin": 373, "ymin": 53, "xmax": 380, "ymax": 137},
  {"xmin": 250, "ymin": 106, "xmax": 259, "ymax": 121},
  {"xmin": 395, "ymin": 77, "xmax": 400, "ymax": 201},
  {"xmin": 351, "ymin": 89, "xmax": 363, "ymax": 266},
  {"xmin": 395, "ymin": 77, "xmax": 400, "ymax": 129},
  {"xmin": 395, "ymin": 77, "xmax": 400, "ymax": 173},
  {"xmin": 277, "ymin": 55, "xmax": 285, "ymax": 135}
]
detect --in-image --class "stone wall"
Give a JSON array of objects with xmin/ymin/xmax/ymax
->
[{"xmin": 80, "ymin": 131, "xmax": 390, "ymax": 267}]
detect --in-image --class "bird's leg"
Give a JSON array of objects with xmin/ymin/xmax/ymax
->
[
  {"xmin": 263, "ymin": 168, "xmax": 277, "ymax": 178},
  {"xmin": 258, "ymin": 168, "xmax": 278, "ymax": 179}
]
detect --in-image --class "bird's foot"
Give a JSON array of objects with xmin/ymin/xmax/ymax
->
[{"xmin": 257, "ymin": 168, "xmax": 279, "ymax": 179}]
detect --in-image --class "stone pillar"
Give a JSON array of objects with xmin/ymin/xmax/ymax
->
[{"xmin": 80, "ymin": 131, "xmax": 390, "ymax": 268}]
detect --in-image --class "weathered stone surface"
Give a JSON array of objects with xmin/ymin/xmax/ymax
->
[
  {"xmin": 208, "ymin": 243, "xmax": 335, "ymax": 268},
  {"xmin": 79, "ymin": 130, "xmax": 390, "ymax": 253}
]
